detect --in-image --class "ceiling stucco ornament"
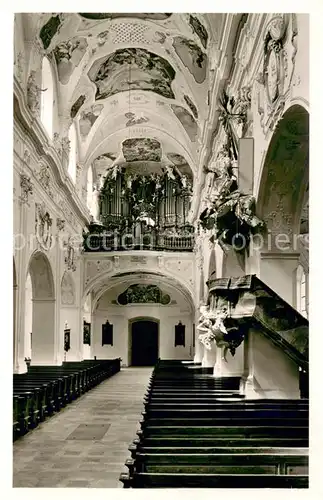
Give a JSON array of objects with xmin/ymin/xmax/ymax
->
[
  {"xmin": 56, "ymin": 218, "xmax": 66, "ymax": 231},
  {"xmin": 88, "ymin": 48, "xmax": 176, "ymax": 100},
  {"xmin": 36, "ymin": 162, "xmax": 54, "ymax": 199},
  {"xmin": 125, "ymin": 112, "xmax": 149, "ymax": 127},
  {"xmin": 35, "ymin": 202, "xmax": 53, "ymax": 251},
  {"xmin": 19, "ymin": 174, "xmax": 33, "ymax": 205},
  {"xmin": 256, "ymin": 15, "xmax": 299, "ymax": 135},
  {"xmin": 14, "ymin": 52, "xmax": 24, "ymax": 85},
  {"xmin": 26, "ymin": 71, "xmax": 41, "ymax": 116}
]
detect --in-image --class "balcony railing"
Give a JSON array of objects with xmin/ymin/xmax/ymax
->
[{"xmin": 83, "ymin": 228, "xmax": 195, "ymax": 252}]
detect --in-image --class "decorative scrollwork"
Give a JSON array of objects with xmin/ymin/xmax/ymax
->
[{"xmin": 19, "ymin": 174, "xmax": 33, "ymax": 204}]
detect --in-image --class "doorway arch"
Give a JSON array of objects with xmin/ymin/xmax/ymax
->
[
  {"xmin": 27, "ymin": 251, "xmax": 56, "ymax": 365},
  {"xmin": 128, "ymin": 317, "xmax": 159, "ymax": 366}
]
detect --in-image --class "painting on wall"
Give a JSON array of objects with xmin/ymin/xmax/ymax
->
[
  {"xmin": 89, "ymin": 48, "xmax": 176, "ymax": 100},
  {"xmin": 122, "ymin": 138, "xmax": 162, "ymax": 162},
  {"xmin": 117, "ymin": 284, "xmax": 171, "ymax": 305},
  {"xmin": 171, "ymin": 104, "xmax": 198, "ymax": 142},
  {"xmin": 79, "ymin": 104, "xmax": 104, "ymax": 137},
  {"xmin": 173, "ymin": 37, "xmax": 207, "ymax": 84}
]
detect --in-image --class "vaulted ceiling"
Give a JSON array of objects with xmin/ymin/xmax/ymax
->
[{"xmin": 20, "ymin": 13, "xmax": 229, "ymax": 182}]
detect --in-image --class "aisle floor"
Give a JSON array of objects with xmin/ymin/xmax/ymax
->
[{"xmin": 13, "ymin": 367, "xmax": 152, "ymax": 488}]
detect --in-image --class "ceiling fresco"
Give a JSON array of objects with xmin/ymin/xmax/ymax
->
[
  {"xmin": 170, "ymin": 104, "xmax": 198, "ymax": 142},
  {"xmin": 79, "ymin": 104, "xmax": 104, "ymax": 138},
  {"xmin": 24, "ymin": 12, "xmax": 229, "ymax": 179},
  {"xmin": 184, "ymin": 94, "xmax": 198, "ymax": 119},
  {"xmin": 53, "ymin": 37, "xmax": 88, "ymax": 84},
  {"xmin": 39, "ymin": 15, "xmax": 62, "ymax": 49},
  {"xmin": 88, "ymin": 48, "xmax": 176, "ymax": 100},
  {"xmin": 188, "ymin": 15, "xmax": 208, "ymax": 49},
  {"xmin": 173, "ymin": 37, "xmax": 207, "ymax": 83},
  {"xmin": 71, "ymin": 94, "xmax": 86, "ymax": 118},
  {"xmin": 122, "ymin": 138, "xmax": 162, "ymax": 162}
]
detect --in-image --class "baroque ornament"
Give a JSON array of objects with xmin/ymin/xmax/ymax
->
[
  {"xmin": 35, "ymin": 203, "xmax": 53, "ymax": 251},
  {"xmin": 37, "ymin": 163, "xmax": 53, "ymax": 198},
  {"xmin": 197, "ymin": 304, "xmax": 244, "ymax": 360},
  {"xmin": 200, "ymin": 142, "xmax": 264, "ymax": 252},
  {"xmin": 64, "ymin": 236, "xmax": 77, "ymax": 272},
  {"xmin": 26, "ymin": 71, "xmax": 46, "ymax": 116},
  {"xmin": 19, "ymin": 174, "xmax": 33, "ymax": 204}
]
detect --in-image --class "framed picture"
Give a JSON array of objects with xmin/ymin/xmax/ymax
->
[{"xmin": 83, "ymin": 321, "xmax": 91, "ymax": 345}]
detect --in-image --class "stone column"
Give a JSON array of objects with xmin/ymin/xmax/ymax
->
[{"xmin": 258, "ymin": 251, "xmax": 300, "ymax": 308}]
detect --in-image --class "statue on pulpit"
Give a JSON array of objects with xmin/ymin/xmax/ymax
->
[{"xmin": 197, "ymin": 305, "xmax": 244, "ymax": 361}]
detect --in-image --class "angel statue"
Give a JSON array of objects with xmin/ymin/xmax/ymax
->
[{"xmin": 165, "ymin": 164, "xmax": 176, "ymax": 180}]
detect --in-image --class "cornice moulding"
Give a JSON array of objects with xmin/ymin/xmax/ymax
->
[{"xmin": 13, "ymin": 76, "xmax": 90, "ymax": 227}]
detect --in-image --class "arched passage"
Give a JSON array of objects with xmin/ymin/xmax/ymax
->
[
  {"xmin": 256, "ymin": 104, "xmax": 309, "ymax": 305},
  {"xmin": 27, "ymin": 252, "xmax": 56, "ymax": 365},
  {"xmin": 85, "ymin": 270, "xmax": 194, "ymax": 365}
]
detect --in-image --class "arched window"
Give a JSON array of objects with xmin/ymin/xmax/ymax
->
[
  {"xmin": 40, "ymin": 57, "xmax": 54, "ymax": 138},
  {"xmin": 296, "ymin": 264, "xmax": 308, "ymax": 318},
  {"xmin": 68, "ymin": 124, "xmax": 77, "ymax": 183},
  {"xmin": 86, "ymin": 166, "xmax": 93, "ymax": 209}
]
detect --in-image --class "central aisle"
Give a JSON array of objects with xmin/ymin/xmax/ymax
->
[{"xmin": 13, "ymin": 367, "xmax": 152, "ymax": 488}]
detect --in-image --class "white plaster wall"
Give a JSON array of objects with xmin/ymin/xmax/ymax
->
[
  {"xmin": 251, "ymin": 331, "xmax": 300, "ymax": 398},
  {"xmin": 92, "ymin": 304, "xmax": 193, "ymax": 365}
]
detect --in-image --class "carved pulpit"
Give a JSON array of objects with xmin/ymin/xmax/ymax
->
[
  {"xmin": 206, "ymin": 274, "xmax": 308, "ymax": 369},
  {"xmin": 102, "ymin": 320, "xmax": 113, "ymax": 346},
  {"xmin": 175, "ymin": 321, "xmax": 185, "ymax": 347}
]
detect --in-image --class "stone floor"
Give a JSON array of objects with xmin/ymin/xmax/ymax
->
[{"xmin": 13, "ymin": 367, "xmax": 152, "ymax": 488}]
